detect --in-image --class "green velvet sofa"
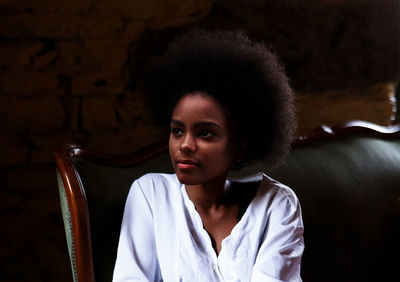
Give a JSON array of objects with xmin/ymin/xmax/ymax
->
[{"xmin": 55, "ymin": 120, "xmax": 400, "ymax": 282}]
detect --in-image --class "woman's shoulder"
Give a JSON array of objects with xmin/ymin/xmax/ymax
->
[
  {"xmin": 233, "ymin": 172, "xmax": 300, "ymax": 210},
  {"xmin": 257, "ymin": 173, "xmax": 301, "ymax": 211},
  {"xmin": 129, "ymin": 173, "xmax": 181, "ymax": 200},
  {"xmin": 135, "ymin": 173, "xmax": 179, "ymax": 186}
]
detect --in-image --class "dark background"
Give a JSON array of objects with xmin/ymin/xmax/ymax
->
[{"xmin": 1, "ymin": 0, "xmax": 399, "ymax": 280}]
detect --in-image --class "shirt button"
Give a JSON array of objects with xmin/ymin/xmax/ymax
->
[{"xmin": 212, "ymin": 264, "xmax": 217, "ymax": 272}]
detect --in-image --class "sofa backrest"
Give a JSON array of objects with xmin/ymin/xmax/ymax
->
[
  {"xmin": 61, "ymin": 121, "xmax": 400, "ymax": 282},
  {"xmin": 268, "ymin": 135, "xmax": 400, "ymax": 281}
]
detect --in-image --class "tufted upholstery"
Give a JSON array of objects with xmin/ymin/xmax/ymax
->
[{"xmin": 55, "ymin": 121, "xmax": 400, "ymax": 282}]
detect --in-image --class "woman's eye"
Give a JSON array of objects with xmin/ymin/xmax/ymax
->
[
  {"xmin": 171, "ymin": 127, "xmax": 183, "ymax": 136},
  {"xmin": 199, "ymin": 129, "xmax": 215, "ymax": 138}
]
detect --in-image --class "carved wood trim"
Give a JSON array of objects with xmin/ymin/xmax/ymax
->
[
  {"xmin": 63, "ymin": 140, "xmax": 169, "ymax": 168},
  {"xmin": 294, "ymin": 120, "xmax": 400, "ymax": 146},
  {"xmin": 55, "ymin": 147, "xmax": 96, "ymax": 282}
]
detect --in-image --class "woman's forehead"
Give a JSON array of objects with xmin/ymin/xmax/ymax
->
[{"xmin": 172, "ymin": 94, "xmax": 232, "ymax": 130}]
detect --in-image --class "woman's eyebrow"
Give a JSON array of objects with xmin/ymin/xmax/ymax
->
[
  {"xmin": 170, "ymin": 120, "xmax": 184, "ymax": 127},
  {"xmin": 171, "ymin": 119, "xmax": 222, "ymax": 129},
  {"xmin": 194, "ymin": 121, "xmax": 223, "ymax": 129},
  {"xmin": 171, "ymin": 119, "xmax": 223, "ymax": 129}
]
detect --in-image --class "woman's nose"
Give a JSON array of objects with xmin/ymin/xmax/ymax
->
[{"xmin": 180, "ymin": 134, "xmax": 196, "ymax": 153}]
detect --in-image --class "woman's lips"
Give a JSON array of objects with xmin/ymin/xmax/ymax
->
[{"xmin": 176, "ymin": 159, "xmax": 199, "ymax": 169}]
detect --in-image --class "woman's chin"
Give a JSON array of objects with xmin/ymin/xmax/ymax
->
[{"xmin": 176, "ymin": 173, "xmax": 201, "ymax": 186}]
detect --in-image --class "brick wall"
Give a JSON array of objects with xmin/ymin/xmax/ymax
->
[{"xmin": 0, "ymin": 0, "xmax": 398, "ymax": 280}]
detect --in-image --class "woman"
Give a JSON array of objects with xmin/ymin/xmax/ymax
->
[{"xmin": 113, "ymin": 30, "xmax": 304, "ymax": 281}]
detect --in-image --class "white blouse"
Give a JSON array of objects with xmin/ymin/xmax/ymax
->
[{"xmin": 113, "ymin": 173, "xmax": 304, "ymax": 282}]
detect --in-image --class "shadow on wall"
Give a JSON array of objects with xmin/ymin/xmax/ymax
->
[{"xmin": 129, "ymin": 0, "xmax": 400, "ymax": 92}]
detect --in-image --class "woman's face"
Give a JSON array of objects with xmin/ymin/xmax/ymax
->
[{"xmin": 169, "ymin": 92, "xmax": 236, "ymax": 186}]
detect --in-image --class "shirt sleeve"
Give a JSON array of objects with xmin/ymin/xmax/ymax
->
[
  {"xmin": 251, "ymin": 187, "xmax": 304, "ymax": 282},
  {"xmin": 113, "ymin": 178, "xmax": 162, "ymax": 282}
]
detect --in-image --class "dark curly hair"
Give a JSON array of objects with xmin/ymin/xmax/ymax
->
[{"xmin": 145, "ymin": 29, "xmax": 296, "ymax": 168}]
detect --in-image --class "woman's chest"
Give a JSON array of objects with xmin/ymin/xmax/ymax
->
[
  {"xmin": 178, "ymin": 229, "xmax": 255, "ymax": 282},
  {"xmin": 198, "ymin": 206, "xmax": 239, "ymax": 255}
]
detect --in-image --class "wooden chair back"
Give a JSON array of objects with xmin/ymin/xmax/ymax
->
[{"xmin": 55, "ymin": 142, "xmax": 170, "ymax": 282}]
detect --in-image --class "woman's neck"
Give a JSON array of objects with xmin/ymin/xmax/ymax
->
[{"xmin": 185, "ymin": 179, "xmax": 229, "ymax": 212}]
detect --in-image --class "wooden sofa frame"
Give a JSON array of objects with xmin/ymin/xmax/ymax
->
[{"xmin": 55, "ymin": 120, "xmax": 400, "ymax": 282}]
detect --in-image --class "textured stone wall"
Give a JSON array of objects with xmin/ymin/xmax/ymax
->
[
  {"xmin": 0, "ymin": 1, "xmax": 212, "ymax": 280},
  {"xmin": 0, "ymin": 0, "xmax": 399, "ymax": 280}
]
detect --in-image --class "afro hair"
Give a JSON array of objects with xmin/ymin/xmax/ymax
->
[{"xmin": 145, "ymin": 29, "xmax": 296, "ymax": 168}]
